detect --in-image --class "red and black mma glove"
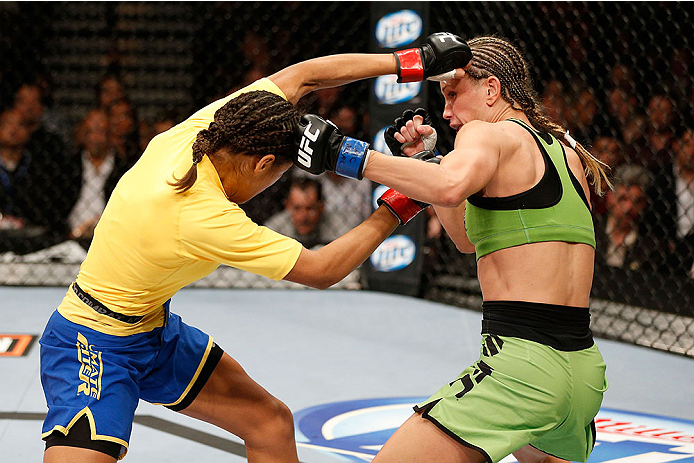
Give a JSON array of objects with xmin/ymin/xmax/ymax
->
[
  {"xmin": 384, "ymin": 107, "xmax": 438, "ymax": 157},
  {"xmin": 394, "ymin": 32, "xmax": 472, "ymax": 83},
  {"xmin": 377, "ymin": 150, "xmax": 440, "ymax": 225},
  {"xmin": 293, "ymin": 114, "xmax": 370, "ymax": 179}
]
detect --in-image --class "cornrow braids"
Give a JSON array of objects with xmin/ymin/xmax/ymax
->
[
  {"xmin": 169, "ymin": 90, "xmax": 302, "ymax": 193},
  {"xmin": 465, "ymin": 36, "xmax": 611, "ymax": 195}
]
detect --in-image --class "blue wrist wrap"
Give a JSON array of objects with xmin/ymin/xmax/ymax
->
[{"xmin": 335, "ymin": 137, "xmax": 370, "ymax": 180}]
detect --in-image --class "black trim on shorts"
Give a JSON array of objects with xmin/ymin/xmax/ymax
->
[
  {"xmin": 166, "ymin": 342, "xmax": 224, "ymax": 412},
  {"xmin": 44, "ymin": 415, "xmax": 122, "ymax": 460},
  {"xmin": 590, "ymin": 419, "xmax": 597, "ymax": 451},
  {"xmin": 413, "ymin": 400, "xmax": 493, "ymax": 463}
]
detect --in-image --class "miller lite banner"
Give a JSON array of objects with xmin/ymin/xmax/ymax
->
[{"xmin": 366, "ymin": 3, "xmax": 429, "ymax": 296}]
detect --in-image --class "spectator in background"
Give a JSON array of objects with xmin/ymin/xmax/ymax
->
[
  {"xmin": 674, "ymin": 129, "xmax": 694, "ymax": 239},
  {"xmin": 328, "ymin": 104, "xmax": 360, "ymax": 138},
  {"xmin": 590, "ymin": 136, "xmax": 622, "ymax": 217},
  {"xmin": 606, "ymin": 86, "xmax": 639, "ymax": 137},
  {"xmin": 595, "ymin": 164, "xmax": 666, "ymax": 273},
  {"xmin": 0, "ymin": 108, "xmax": 77, "ymax": 252},
  {"xmin": 592, "ymin": 135, "xmax": 624, "ymax": 170},
  {"xmin": 540, "ymin": 79, "xmax": 568, "ymax": 126},
  {"xmin": 621, "ymin": 113, "xmax": 648, "ymax": 163},
  {"xmin": 8, "ymin": 86, "xmax": 40, "ymax": 127},
  {"xmin": 96, "ymin": 73, "xmax": 126, "ymax": 110},
  {"xmin": 13, "ymin": 78, "xmax": 71, "ymax": 145},
  {"xmin": 264, "ymin": 177, "xmax": 349, "ymax": 249},
  {"xmin": 639, "ymin": 95, "xmax": 680, "ymax": 246},
  {"xmin": 108, "ymin": 97, "xmax": 141, "ymax": 166},
  {"xmin": 305, "ymin": 86, "xmax": 343, "ymax": 119},
  {"xmin": 668, "ymin": 128, "xmax": 694, "ymax": 279},
  {"xmin": 0, "ymin": 109, "xmax": 32, "ymax": 230},
  {"xmin": 645, "ymin": 94, "xmax": 677, "ymax": 168},
  {"xmin": 12, "ymin": 81, "xmax": 73, "ymax": 154},
  {"xmin": 66, "ymin": 109, "xmax": 130, "ymax": 246},
  {"xmin": 608, "ymin": 63, "xmax": 636, "ymax": 95},
  {"xmin": 565, "ymin": 86, "xmax": 601, "ymax": 144}
]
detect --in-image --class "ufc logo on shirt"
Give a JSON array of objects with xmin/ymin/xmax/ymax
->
[{"xmin": 297, "ymin": 122, "xmax": 320, "ymax": 169}]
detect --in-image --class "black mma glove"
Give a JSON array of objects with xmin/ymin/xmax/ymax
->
[
  {"xmin": 377, "ymin": 150, "xmax": 440, "ymax": 225},
  {"xmin": 294, "ymin": 114, "xmax": 370, "ymax": 179},
  {"xmin": 394, "ymin": 32, "xmax": 471, "ymax": 83},
  {"xmin": 384, "ymin": 108, "xmax": 438, "ymax": 157}
]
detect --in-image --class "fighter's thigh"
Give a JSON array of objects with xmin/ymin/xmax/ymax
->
[
  {"xmin": 177, "ymin": 352, "xmax": 290, "ymax": 437},
  {"xmin": 513, "ymin": 444, "xmax": 568, "ymax": 463},
  {"xmin": 372, "ymin": 413, "xmax": 487, "ymax": 463},
  {"xmin": 44, "ymin": 446, "xmax": 116, "ymax": 463}
]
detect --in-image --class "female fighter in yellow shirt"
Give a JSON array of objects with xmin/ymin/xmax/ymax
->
[{"xmin": 39, "ymin": 34, "xmax": 471, "ymax": 462}]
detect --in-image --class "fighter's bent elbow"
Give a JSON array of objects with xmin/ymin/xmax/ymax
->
[
  {"xmin": 283, "ymin": 248, "xmax": 341, "ymax": 289},
  {"xmin": 436, "ymin": 187, "xmax": 467, "ymax": 208}
]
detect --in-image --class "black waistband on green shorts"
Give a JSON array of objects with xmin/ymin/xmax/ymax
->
[{"xmin": 481, "ymin": 300, "xmax": 594, "ymax": 351}]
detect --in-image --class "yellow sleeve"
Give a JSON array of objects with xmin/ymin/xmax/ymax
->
[
  {"xmin": 178, "ymin": 196, "xmax": 302, "ymax": 281},
  {"xmin": 182, "ymin": 78, "xmax": 288, "ymax": 134}
]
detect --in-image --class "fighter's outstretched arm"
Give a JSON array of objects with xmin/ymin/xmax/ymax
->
[
  {"xmin": 269, "ymin": 54, "xmax": 396, "ymax": 104},
  {"xmin": 269, "ymin": 32, "xmax": 471, "ymax": 104}
]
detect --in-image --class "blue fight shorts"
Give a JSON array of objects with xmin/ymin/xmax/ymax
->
[{"xmin": 39, "ymin": 303, "xmax": 223, "ymax": 460}]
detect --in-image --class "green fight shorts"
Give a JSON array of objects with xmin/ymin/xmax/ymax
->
[{"xmin": 415, "ymin": 333, "xmax": 608, "ymax": 463}]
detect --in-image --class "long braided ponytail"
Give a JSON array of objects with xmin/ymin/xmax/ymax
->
[
  {"xmin": 465, "ymin": 36, "xmax": 611, "ymax": 195},
  {"xmin": 170, "ymin": 90, "xmax": 302, "ymax": 193}
]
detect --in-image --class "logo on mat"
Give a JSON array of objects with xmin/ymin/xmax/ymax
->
[
  {"xmin": 295, "ymin": 398, "xmax": 694, "ymax": 462},
  {"xmin": 373, "ymin": 75, "xmax": 421, "ymax": 105},
  {"xmin": 370, "ymin": 235, "xmax": 416, "ymax": 272},
  {"xmin": 295, "ymin": 397, "xmax": 420, "ymax": 461},
  {"xmin": 0, "ymin": 334, "xmax": 36, "ymax": 357},
  {"xmin": 374, "ymin": 10, "xmax": 422, "ymax": 48}
]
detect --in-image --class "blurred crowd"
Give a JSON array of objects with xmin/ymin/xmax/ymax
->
[
  {"xmin": 536, "ymin": 61, "xmax": 694, "ymax": 289},
  {"xmin": 0, "ymin": 73, "xmax": 178, "ymax": 254},
  {"xmin": 1, "ymin": 14, "xmax": 693, "ymax": 302}
]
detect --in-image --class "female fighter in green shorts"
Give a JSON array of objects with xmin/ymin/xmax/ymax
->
[{"xmin": 295, "ymin": 35, "xmax": 610, "ymax": 463}]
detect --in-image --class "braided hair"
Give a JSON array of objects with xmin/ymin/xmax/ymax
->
[
  {"xmin": 464, "ymin": 36, "xmax": 611, "ymax": 195},
  {"xmin": 170, "ymin": 90, "xmax": 302, "ymax": 193}
]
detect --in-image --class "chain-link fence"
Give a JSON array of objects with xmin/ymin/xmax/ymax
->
[{"xmin": 1, "ymin": 2, "xmax": 693, "ymax": 357}]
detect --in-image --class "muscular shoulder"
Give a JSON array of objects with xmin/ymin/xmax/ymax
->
[
  {"xmin": 456, "ymin": 121, "xmax": 523, "ymax": 155},
  {"xmin": 456, "ymin": 120, "xmax": 520, "ymax": 148},
  {"xmin": 456, "ymin": 120, "xmax": 498, "ymax": 139},
  {"xmin": 563, "ymin": 144, "xmax": 584, "ymax": 174}
]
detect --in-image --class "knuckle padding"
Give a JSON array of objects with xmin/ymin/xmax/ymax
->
[{"xmin": 394, "ymin": 117, "xmax": 406, "ymax": 130}]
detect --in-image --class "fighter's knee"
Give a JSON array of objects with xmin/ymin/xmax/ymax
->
[{"xmin": 245, "ymin": 397, "xmax": 295, "ymax": 446}]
